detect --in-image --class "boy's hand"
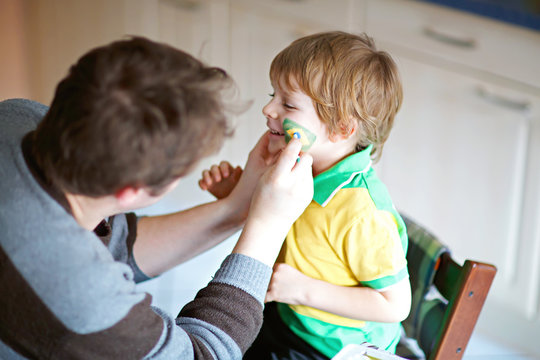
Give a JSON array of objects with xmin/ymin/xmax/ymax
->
[
  {"xmin": 198, "ymin": 161, "xmax": 243, "ymax": 199},
  {"xmin": 265, "ymin": 263, "xmax": 312, "ymax": 304}
]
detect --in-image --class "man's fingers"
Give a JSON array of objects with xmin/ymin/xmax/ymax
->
[
  {"xmin": 274, "ymin": 138, "xmax": 302, "ymax": 175},
  {"xmin": 255, "ymin": 131, "xmax": 270, "ymax": 150},
  {"xmin": 250, "ymin": 131, "xmax": 271, "ymax": 158},
  {"xmin": 293, "ymin": 153, "xmax": 313, "ymax": 173}
]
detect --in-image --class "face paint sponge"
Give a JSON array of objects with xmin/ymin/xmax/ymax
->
[{"xmin": 283, "ymin": 118, "xmax": 317, "ymax": 152}]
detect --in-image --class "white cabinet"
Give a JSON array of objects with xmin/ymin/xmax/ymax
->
[
  {"xmin": 378, "ymin": 57, "xmax": 533, "ymax": 271},
  {"xmin": 25, "ymin": 0, "xmax": 229, "ymax": 105},
  {"xmin": 363, "ymin": 0, "xmax": 540, "ymax": 354},
  {"xmin": 364, "ymin": 0, "xmax": 540, "ymax": 89},
  {"xmin": 376, "ymin": 54, "xmax": 540, "ymax": 306}
]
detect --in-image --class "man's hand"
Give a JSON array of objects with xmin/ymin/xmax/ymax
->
[
  {"xmin": 201, "ymin": 132, "xmax": 281, "ymax": 223},
  {"xmin": 247, "ymin": 137, "xmax": 313, "ymax": 228},
  {"xmin": 232, "ymin": 138, "xmax": 313, "ymax": 266}
]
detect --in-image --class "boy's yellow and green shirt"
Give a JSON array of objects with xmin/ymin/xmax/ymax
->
[{"xmin": 276, "ymin": 145, "xmax": 409, "ymax": 358}]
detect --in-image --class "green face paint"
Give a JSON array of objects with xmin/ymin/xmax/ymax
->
[{"xmin": 283, "ymin": 118, "xmax": 317, "ymax": 152}]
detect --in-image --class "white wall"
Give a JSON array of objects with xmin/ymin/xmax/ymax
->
[{"xmin": 0, "ymin": 0, "xmax": 31, "ymax": 100}]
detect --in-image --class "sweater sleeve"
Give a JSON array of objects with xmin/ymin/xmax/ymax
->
[
  {"xmin": 1, "ymin": 239, "xmax": 271, "ymax": 360},
  {"xmin": 106, "ymin": 212, "xmax": 272, "ymax": 358},
  {"xmin": 143, "ymin": 254, "xmax": 272, "ymax": 359},
  {"xmin": 107, "ymin": 214, "xmax": 272, "ymax": 357},
  {"xmin": 106, "ymin": 213, "xmax": 152, "ymax": 283}
]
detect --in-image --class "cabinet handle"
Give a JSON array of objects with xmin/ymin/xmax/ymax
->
[
  {"xmin": 475, "ymin": 85, "xmax": 531, "ymax": 112},
  {"xmin": 166, "ymin": 0, "xmax": 201, "ymax": 11},
  {"xmin": 422, "ymin": 26, "xmax": 476, "ymax": 49}
]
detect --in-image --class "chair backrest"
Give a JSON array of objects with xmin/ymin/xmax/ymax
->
[{"xmin": 399, "ymin": 215, "xmax": 497, "ymax": 360}]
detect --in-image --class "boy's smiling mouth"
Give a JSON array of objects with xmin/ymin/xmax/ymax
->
[
  {"xmin": 269, "ymin": 128, "xmax": 284, "ymax": 136},
  {"xmin": 267, "ymin": 122, "xmax": 285, "ymax": 136}
]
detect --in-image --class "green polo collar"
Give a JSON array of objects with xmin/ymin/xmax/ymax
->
[{"xmin": 313, "ymin": 145, "xmax": 373, "ymax": 207}]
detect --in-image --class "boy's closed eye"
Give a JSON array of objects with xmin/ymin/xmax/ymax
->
[
  {"xmin": 268, "ymin": 92, "xmax": 297, "ymax": 110},
  {"xmin": 279, "ymin": 97, "xmax": 297, "ymax": 110},
  {"xmin": 283, "ymin": 103, "xmax": 296, "ymax": 110}
]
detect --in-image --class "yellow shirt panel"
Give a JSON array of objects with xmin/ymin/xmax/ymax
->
[{"xmin": 277, "ymin": 188, "xmax": 406, "ymax": 327}]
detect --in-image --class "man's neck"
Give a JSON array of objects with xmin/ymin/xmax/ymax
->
[{"xmin": 65, "ymin": 192, "xmax": 113, "ymax": 231}]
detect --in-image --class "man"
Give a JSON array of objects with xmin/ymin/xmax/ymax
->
[{"xmin": 0, "ymin": 36, "xmax": 313, "ymax": 359}]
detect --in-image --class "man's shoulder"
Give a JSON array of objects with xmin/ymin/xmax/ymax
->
[
  {"xmin": 0, "ymin": 98, "xmax": 48, "ymax": 119},
  {"xmin": 0, "ymin": 98, "xmax": 48, "ymax": 141}
]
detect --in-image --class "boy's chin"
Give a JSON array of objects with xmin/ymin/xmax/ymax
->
[{"xmin": 267, "ymin": 141, "xmax": 284, "ymax": 156}]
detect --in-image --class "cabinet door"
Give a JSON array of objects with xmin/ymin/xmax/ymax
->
[
  {"xmin": 378, "ymin": 57, "xmax": 528, "ymax": 270},
  {"xmin": 375, "ymin": 54, "xmax": 540, "ymax": 348},
  {"xmin": 27, "ymin": 0, "xmax": 129, "ymax": 103},
  {"xmin": 365, "ymin": 0, "xmax": 540, "ymax": 91},
  {"xmin": 154, "ymin": 0, "xmax": 229, "ymax": 68},
  {"xmin": 26, "ymin": 0, "xmax": 229, "ymax": 104}
]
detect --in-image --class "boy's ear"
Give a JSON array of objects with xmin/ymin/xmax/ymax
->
[
  {"xmin": 115, "ymin": 186, "xmax": 143, "ymax": 208},
  {"xmin": 330, "ymin": 122, "xmax": 358, "ymax": 142}
]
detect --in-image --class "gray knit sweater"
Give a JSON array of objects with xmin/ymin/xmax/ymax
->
[{"xmin": 0, "ymin": 99, "xmax": 271, "ymax": 359}]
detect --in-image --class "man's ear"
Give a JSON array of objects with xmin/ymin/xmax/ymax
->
[{"xmin": 115, "ymin": 186, "xmax": 143, "ymax": 208}]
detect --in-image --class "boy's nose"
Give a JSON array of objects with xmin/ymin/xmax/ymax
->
[{"xmin": 262, "ymin": 103, "xmax": 278, "ymax": 120}]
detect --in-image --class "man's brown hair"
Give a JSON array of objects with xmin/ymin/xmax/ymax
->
[
  {"xmin": 270, "ymin": 31, "xmax": 402, "ymax": 161},
  {"xmin": 32, "ymin": 36, "xmax": 236, "ymax": 196}
]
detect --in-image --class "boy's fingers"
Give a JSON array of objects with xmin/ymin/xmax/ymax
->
[
  {"xmin": 232, "ymin": 166, "xmax": 243, "ymax": 181},
  {"xmin": 198, "ymin": 179, "xmax": 207, "ymax": 190},
  {"xmin": 274, "ymin": 138, "xmax": 302, "ymax": 175},
  {"xmin": 202, "ymin": 170, "xmax": 213, "ymax": 186},
  {"xmin": 210, "ymin": 165, "xmax": 222, "ymax": 182},
  {"xmin": 219, "ymin": 161, "xmax": 231, "ymax": 177},
  {"xmin": 230, "ymin": 166, "xmax": 243, "ymax": 182}
]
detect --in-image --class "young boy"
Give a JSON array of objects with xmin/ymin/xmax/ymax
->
[{"xmin": 199, "ymin": 31, "xmax": 410, "ymax": 359}]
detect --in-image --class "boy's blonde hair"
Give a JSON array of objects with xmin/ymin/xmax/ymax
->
[{"xmin": 270, "ymin": 31, "xmax": 402, "ymax": 161}]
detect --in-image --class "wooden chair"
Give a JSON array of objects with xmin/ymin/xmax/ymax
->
[{"xmin": 396, "ymin": 214, "xmax": 497, "ymax": 360}]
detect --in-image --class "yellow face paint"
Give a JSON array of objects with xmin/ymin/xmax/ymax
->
[{"xmin": 283, "ymin": 118, "xmax": 317, "ymax": 152}]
